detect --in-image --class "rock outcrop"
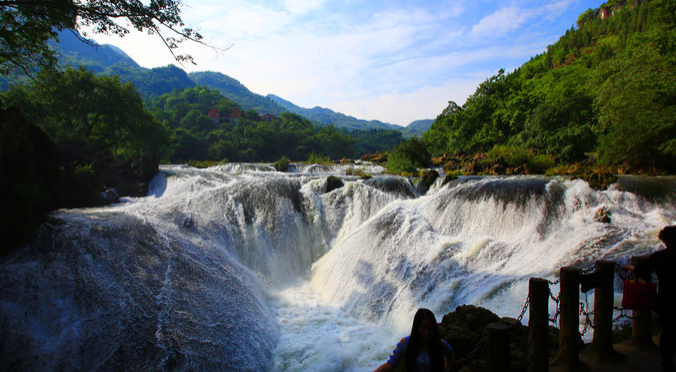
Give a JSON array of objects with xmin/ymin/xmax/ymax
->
[{"xmin": 439, "ymin": 305, "xmax": 560, "ymax": 372}]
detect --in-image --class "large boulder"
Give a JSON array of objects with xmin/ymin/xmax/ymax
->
[
  {"xmin": 326, "ymin": 175, "xmax": 344, "ymax": 193},
  {"xmin": 438, "ymin": 305, "xmax": 559, "ymax": 372}
]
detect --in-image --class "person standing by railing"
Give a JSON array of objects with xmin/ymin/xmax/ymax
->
[{"xmin": 634, "ymin": 225, "xmax": 676, "ymax": 372}]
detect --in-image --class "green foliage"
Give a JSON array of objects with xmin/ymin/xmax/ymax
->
[
  {"xmin": 591, "ymin": 31, "xmax": 676, "ymax": 172},
  {"xmin": 1, "ymin": 0, "xmax": 201, "ymax": 76},
  {"xmin": 187, "ymin": 160, "xmax": 222, "ymax": 168},
  {"xmin": 394, "ymin": 137, "xmax": 431, "ymax": 167},
  {"xmin": 190, "ymin": 71, "xmax": 285, "ymax": 115},
  {"xmin": 274, "ymin": 156, "xmax": 291, "ymax": 172},
  {"xmin": 4, "ymin": 66, "xmax": 168, "ymax": 159},
  {"xmin": 308, "ymin": 152, "xmax": 332, "ymax": 165},
  {"xmin": 346, "ymin": 166, "xmax": 371, "ymax": 179},
  {"xmin": 385, "ymin": 137, "xmax": 432, "ymax": 175},
  {"xmin": 152, "ymin": 88, "xmax": 357, "ymax": 163},
  {"xmin": 1, "ymin": 66, "xmax": 167, "ymax": 206},
  {"xmin": 484, "ymin": 145, "xmax": 556, "ymax": 174},
  {"xmin": 348, "ymin": 129, "xmax": 405, "ymax": 157},
  {"xmin": 424, "ymin": 0, "xmax": 676, "ymax": 174},
  {"xmin": 386, "ymin": 151, "xmax": 418, "ymax": 175}
]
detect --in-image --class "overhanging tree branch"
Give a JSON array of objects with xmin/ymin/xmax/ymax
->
[{"xmin": 0, "ymin": 0, "xmax": 226, "ymax": 75}]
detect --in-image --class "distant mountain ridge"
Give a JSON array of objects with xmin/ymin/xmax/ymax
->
[
  {"xmin": 189, "ymin": 71, "xmax": 286, "ymax": 116},
  {"xmin": 1, "ymin": 30, "xmax": 433, "ymax": 136},
  {"xmin": 268, "ymin": 94, "xmax": 398, "ymax": 131}
]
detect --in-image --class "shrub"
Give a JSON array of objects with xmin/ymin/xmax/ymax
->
[
  {"xmin": 484, "ymin": 145, "xmax": 555, "ymax": 174},
  {"xmin": 308, "ymin": 152, "xmax": 332, "ymax": 165},
  {"xmin": 387, "ymin": 151, "xmax": 418, "ymax": 175},
  {"xmin": 187, "ymin": 160, "xmax": 219, "ymax": 168},
  {"xmin": 274, "ymin": 156, "xmax": 291, "ymax": 172}
]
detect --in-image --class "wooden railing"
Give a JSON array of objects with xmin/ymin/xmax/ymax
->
[{"xmin": 480, "ymin": 257, "xmax": 655, "ymax": 372}]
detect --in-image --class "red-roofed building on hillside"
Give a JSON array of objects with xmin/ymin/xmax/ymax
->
[
  {"xmin": 207, "ymin": 108, "xmax": 221, "ymax": 124},
  {"xmin": 229, "ymin": 108, "xmax": 243, "ymax": 123},
  {"xmin": 259, "ymin": 113, "xmax": 277, "ymax": 121},
  {"xmin": 206, "ymin": 107, "xmax": 244, "ymax": 124}
]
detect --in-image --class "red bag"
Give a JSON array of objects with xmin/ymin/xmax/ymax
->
[{"xmin": 621, "ymin": 279, "xmax": 657, "ymax": 311}]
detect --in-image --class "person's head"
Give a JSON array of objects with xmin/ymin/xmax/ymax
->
[
  {"xmin": 410, "ymin": 308, "xmax": 439, "ymax": 342},
  {"xmin": 659, "ymin": 225, "xmax": 676, "ymax": 249},
  {"xmin": 405, "ymin": 308, "xmax": 443, "ymax": 371}
]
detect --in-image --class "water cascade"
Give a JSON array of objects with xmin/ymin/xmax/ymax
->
[{"xmin": 1, "ymin": 164, "xmax": 674, "ymax": 371}]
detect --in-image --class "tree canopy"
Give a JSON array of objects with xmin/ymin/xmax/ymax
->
[
  {"xmin": 0, "ymin": 0, "xmax": 203, "ymax": 76},
  {"xmin": 3, "ymin": 66, "xmax": 167, "ymax": 158},
  {"xmin": 420, "ymin": 0, "xmax": 676, "ymax": 174}
]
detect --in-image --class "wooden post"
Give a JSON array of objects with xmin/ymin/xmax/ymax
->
[
  {"xmin": 528, "ymin": 278, "xmax": 550, "ymax": 372},
  {"xmin": 629, "ymin": 256, "xmax": 656, "ymax": 350},
  {"xmin": 486, "ymin": 322, "xmax": 511, "ymax": 372},
  {"xmin": 585, "ymin": 260, "xmax": 625, "ymax": 363},
  {"xmin": 552, "ymin": 267, "xmax": 581, "ymax": 370}
]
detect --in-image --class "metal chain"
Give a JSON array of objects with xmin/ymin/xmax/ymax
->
[
  {"xmin": 579, "ymin": 292, "xmax": 595, "ymax": 335},
  {"xmin": 456, "ymin": 331, "xmax": 488, "ymax": 367},
  {"xmin": 549, "ymin": 288, "xmax": 561, "ymax": 323},
  {"xmin": 613, "ymin": 306, "xmax": 633, "ymax": 322},
  {"xmin": 514, "ymin": 295, "xmax": 530, "ymax": 325},
  {"xmin": 580, "ymin": 265, "xmax": 596, "ymax": 275},
  {"xmin": 548, "ymin": 278, "xmax": 560, "ymax": 285},
  {"xmin": 456, "ymin": 294, "xmax": 530, "ymax": 367}
]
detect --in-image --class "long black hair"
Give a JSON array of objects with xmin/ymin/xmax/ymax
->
[{"xmin": 404, "ymin": 308, "xmax": 443, "ymax": 372}]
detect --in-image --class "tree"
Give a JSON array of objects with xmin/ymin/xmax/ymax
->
[
  {"xmin": 591, "ymin": 33, "xmax": 676, "ymax": 172},
  {"xmin": 0, "ymin": 0, "xmax": 206, "ymax": 76},
  {"xmin": 2, "ymin": 66, "xmax": 168, "ymax": 203},
  {"xmin": 3, "ymin": 66, "xmax": 167, "ymax": 157}
]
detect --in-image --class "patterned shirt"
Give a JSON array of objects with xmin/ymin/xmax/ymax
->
[{"xmin": 386, "ymin": 336, "xmax": 454, "ymax": 372}]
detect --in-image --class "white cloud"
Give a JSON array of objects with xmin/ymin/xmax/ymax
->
[
  {"xmin": 331, "ymin": 79, "xmax": 480, "ymax": 126},
  {"xmin": 80, "ymin": 0, "xmax": 601, "ymax": 126},
  {"xmin": 283, "ymin": 0, "xmax": 330, "ymax": 15},
  {"xmin": 470, "ymin": 6, "xmax": 529, "ymax": 37}
]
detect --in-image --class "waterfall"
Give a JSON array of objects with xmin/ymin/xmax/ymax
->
[{"xmin": 1, "ymin": 165, "xmax": 674, "ymax": 371}]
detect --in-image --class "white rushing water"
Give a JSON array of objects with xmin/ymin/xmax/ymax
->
[{"xmin": 1, "ymin": 163, "xmax": 675, "ymax": 371}]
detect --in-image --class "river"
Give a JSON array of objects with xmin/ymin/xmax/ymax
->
[{"xmin": 1, "ymin": 163, "xmax": 674, "ymax": 371}]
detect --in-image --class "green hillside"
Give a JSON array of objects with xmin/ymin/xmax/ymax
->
[
  {"xmin": 189, "ymin": 71, "xmax": 286, "ymax": 116},
  {"xmin": 1, "ymin": 30, "xmax": 429, "ymax": 137},
  {"xmin": 268, "ymin": 94, "xmax": 402, "ymax": 132},
  {"xmin": 53, "ymin": 31, "xmax": 196, "ymax": 98},
  {"xmin": 422, "ymin": 0, "xmax": 676, "ymax": 174}
]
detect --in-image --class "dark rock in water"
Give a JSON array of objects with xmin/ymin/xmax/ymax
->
[
  {"xmin": 367, "ymin": 177, "xmax": 417, "ymax": 198},
  {"xmin": 438, "ymin": 305, "xmax": 559, "ymax": 372},
  {"xmin": 439, "ymin": 305, "xmax": 500, "ymax": 360},
  {"xmin": 422, "ymin": 169, "xmax": 439, "ymax": 189},
  {"xmin": 326, "ymin": 176, "xmax": 344, "ymax": 193},
  {"xmin": 596, "ymin": 207, "xmax": 612, "ymax": 223},
  {"xmin": 100, "ymin": 187, "xmax": 120, "ymax": 204},
  {"xmin": 443, "ymin": 173, "xmax": 459, "ymax": 186}
]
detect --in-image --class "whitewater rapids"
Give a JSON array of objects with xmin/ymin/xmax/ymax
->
[{"xmin": 1, "ymin": 163, "xmax": 674, "ymax": 371}]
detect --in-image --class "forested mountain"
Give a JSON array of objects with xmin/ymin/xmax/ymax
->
[
  {"xmin": 53, "ymin": 31, "xmax": 195, "ymax": 98},
  {"xmin": 402, "ymin": 120, "xmax": 434, "ymax": 139},
  {"xmin": 422, "ymin": 0, "xmax": 676, "ymax": 174},
  {"xmin": 189, "ymin": 71, "xmax": 285, "ymax": 116},
  {"xmin": 0, "ymin": 30, "xmax": 422, "ymax": 134},
  {"xmin": 147, "ymin": 86, "xmax": 357, "ymax": 163},
  {"xmin": 268, "ymin": 94, "xmax": 402, "ymax": 132}
]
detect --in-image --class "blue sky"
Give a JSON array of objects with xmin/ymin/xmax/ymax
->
[{"xmin": 88, "ymin": 0, "xmax": 605, "ymax": 126}]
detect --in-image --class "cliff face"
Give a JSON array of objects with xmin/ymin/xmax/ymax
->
[{"xmin": 600, "ymin": 0, "xmax": 651, "ymax": 19}]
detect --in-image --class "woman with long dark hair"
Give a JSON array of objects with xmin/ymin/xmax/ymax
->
[{"xmin": 374, "ymin": 308, "xmax": 455, "ymax": 372}]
